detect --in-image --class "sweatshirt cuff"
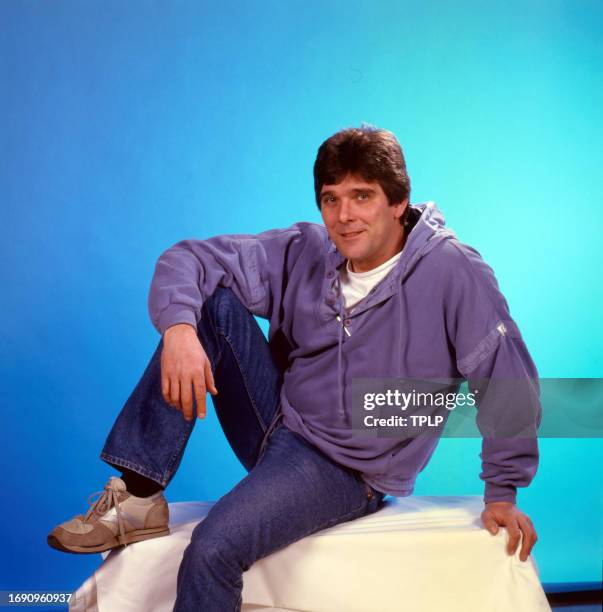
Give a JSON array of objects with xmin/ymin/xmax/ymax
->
[
  {"xmin": 156, "ymin": 307, "xmax": 199, "ymax": 336},
  {"xmin": 484, "ymin": 482, "xmax": 517, "ymax": 504}
]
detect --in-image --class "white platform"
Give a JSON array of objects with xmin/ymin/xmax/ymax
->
[{"xmin": 69, "ymin": 496, "xmax": 551, "ymax": 612}]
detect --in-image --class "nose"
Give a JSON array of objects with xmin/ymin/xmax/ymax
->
[{"xmin": 338, "ymin": 198, "xmax": 354, "ymax": 224}]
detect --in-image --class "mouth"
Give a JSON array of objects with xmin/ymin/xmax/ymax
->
[{"xmin": 339, "ymin": 230, "xmax": 365, "ymax": 240}]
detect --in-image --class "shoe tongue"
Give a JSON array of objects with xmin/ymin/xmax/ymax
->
[{"xmin": 108, "ymin": 476, "xmax": 127, "ymax": 492}]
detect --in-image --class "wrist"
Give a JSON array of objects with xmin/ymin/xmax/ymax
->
[{"xmin": 164, "ymin": 323, "xmax": 197, "ymax": 340}]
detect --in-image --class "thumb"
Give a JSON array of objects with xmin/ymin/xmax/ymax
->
[{"xmin": 482, "ymin": 513, "xmax": 499, "ymax": 535}]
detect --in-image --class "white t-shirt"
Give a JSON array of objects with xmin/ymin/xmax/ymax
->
[{"xmin": 339, "ymin": 251, "xmax": 402, "ymax": 312}]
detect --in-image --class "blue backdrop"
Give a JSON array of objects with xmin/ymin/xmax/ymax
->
[{"xmin": 1, "ymin": 0, "xmax": 601, "ymax": 597}]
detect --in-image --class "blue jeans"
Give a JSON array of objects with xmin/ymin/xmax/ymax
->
[{"xmin": 100, "ymin": 288, "xmax": 386, "ymax": 611}]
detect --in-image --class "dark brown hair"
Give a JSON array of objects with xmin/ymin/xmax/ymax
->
[{"xmin": 313, "ymin": 125, "xmax": 411, "ymax": 222}]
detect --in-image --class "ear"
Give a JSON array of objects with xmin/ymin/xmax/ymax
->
[{"xmin": 392, "ymin": 199, "xmax": 408, "ymax": 220}]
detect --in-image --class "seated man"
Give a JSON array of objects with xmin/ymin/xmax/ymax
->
[{"xmin": 48, "ymin": 126, "xmax": 540, "ymax": 611}]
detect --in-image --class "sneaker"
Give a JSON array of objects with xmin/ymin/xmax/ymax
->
[{"xmin": 47, "ymin": 476, "xmax": 170, "ymax": 554}]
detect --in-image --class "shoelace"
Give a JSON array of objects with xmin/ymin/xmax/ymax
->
[{"xmin": 84, "ymin": 477, "xmax": 128, "ymax": 544}]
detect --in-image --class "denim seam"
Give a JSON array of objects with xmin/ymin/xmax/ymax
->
[
  {"xmin": 220, "ymin": 332, "xmax": 269, "ymax": 435},
  {"xmin": 205, "ymin": 311, "xmax": 224, "ymax": 370},
  {"xmin": 253, "ymin": 415, "xmax": 284, "ymax": 469},
  {"xmin": 163, "ymin": 426, "xmax": 195, "ymax": 485}
]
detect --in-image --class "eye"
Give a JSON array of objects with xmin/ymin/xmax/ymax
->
[
  {"xmin": 322, "ymin": 195, "xmax": 336, "ymax": 205},
  {"xmin": 357, "ymin": 192, "xmax": 370, "ymax": 200}
]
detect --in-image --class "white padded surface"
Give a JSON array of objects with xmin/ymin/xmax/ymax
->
[{"xmin": 69, "ymin": 496, "xmax": 550, "ymax": 612}]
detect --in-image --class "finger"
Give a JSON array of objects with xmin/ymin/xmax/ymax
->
[
  {"xmin": 204, "ymin": 360, "xmax": 218, "ymax": 396},
  {"xmin": 161, "ymin": 373, "xmax": 171, "ymax": 405},
  {"xmin": 169, "ymin": 377, "xmax": 181, "ymax": 410},
  {"xmin": 160, "ymin": 353, "xmax": 171, "ymax": 405},
  {"xmin": 180, "ymin": 377, "xmax": 194, "ymax": 421},
  {"xmin": 193, "ymin": 375, "xmax": 207, "ymax": 419},
  {"xmin": 506, "ymin": 521, "xmax": 522, "ymax": 556},
  {"xmin": 517, "ymin": 516, "xmax": 538, "ymax": 562},
  {"xmin": 481, "ymin": 511, "xmax": 499, "ymax": 535}
]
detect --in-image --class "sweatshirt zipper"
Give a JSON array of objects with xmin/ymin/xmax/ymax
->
[{"xmin": 335, "ymin": 315, "xmax": 351, "ymax": 337}]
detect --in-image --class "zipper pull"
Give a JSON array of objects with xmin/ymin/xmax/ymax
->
[{"xmin": 336, "ymin": 315, "xmax": 352, "ymax": 337}]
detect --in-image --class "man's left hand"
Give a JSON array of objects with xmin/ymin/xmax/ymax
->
[{"xmin": 481, "ymin": 502, "xmax": 538, "ymax": 562}]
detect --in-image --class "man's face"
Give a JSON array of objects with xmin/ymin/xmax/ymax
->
[{"xmin": 319, "ymin": 173, "xmax": 407, "ymax": 272}]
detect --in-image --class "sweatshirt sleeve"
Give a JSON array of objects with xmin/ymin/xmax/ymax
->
[
  {"xmin": 148, "ymin": 225, "xmax": 305, "ymax": 335},
  {"xmin": 446, "ymin": 241, "xmax": 542, "ymax": 505}
]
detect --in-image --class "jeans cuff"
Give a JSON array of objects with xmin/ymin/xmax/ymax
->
[{"xmin": 99, "ymin": 452, "xmax": 168, "ymax": 488}]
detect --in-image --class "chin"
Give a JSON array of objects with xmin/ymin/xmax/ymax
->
[{"xmin": 334, "ymin": 242, "xmax": 356, "ymax": 258}]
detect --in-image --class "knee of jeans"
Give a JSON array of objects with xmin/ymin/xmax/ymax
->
[
  {"xmin": 185, "ymin": 522, "xmax": 222, "ymax": 566},
  {"xmin": 202, "ymin": 287, "xmax": 249, "ymax": 330},
  {"xmin": 186, "ymin": 515, "xmax": 246, "ymax": 570}
]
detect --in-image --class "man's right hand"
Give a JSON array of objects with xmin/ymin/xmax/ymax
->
[{"xmin": 161, "ymin": 323, "xmax": 218, "ymax": 421}]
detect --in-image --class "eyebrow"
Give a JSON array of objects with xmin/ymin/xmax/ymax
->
[{"xmin": 320, "ymin": 187, "xmax": 376, "ymax": 198}]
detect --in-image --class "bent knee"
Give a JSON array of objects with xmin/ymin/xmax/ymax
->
[
  {"xmin": 203, "ymin": 287, "xmax": 251, "ymax": 329},
  {"xmin": 186, "ymin": 515, "xmax": 253, "ymax": 569}
]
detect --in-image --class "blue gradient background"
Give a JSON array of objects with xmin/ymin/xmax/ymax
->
[{"xmin": 1, "ymin": 0, "xmax": 601, "ymax": 596}]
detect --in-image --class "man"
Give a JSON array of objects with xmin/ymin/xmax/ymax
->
[{"xmin": 48, "ymin": 126, "xmax": 540, "ymax": 610}]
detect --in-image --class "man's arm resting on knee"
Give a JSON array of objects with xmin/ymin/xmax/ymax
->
[
  {"xmin": 148, "ymin": 225, "xmax": 309, "ymax": 335},
  {"xmin": 147, "ymin": 226, "xmax": 312, "ymax": 422}
]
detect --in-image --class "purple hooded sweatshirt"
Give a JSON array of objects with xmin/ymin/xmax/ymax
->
[{"xmin": 149, "ymin": 202, "xmax": 541, "ymax": 504}]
